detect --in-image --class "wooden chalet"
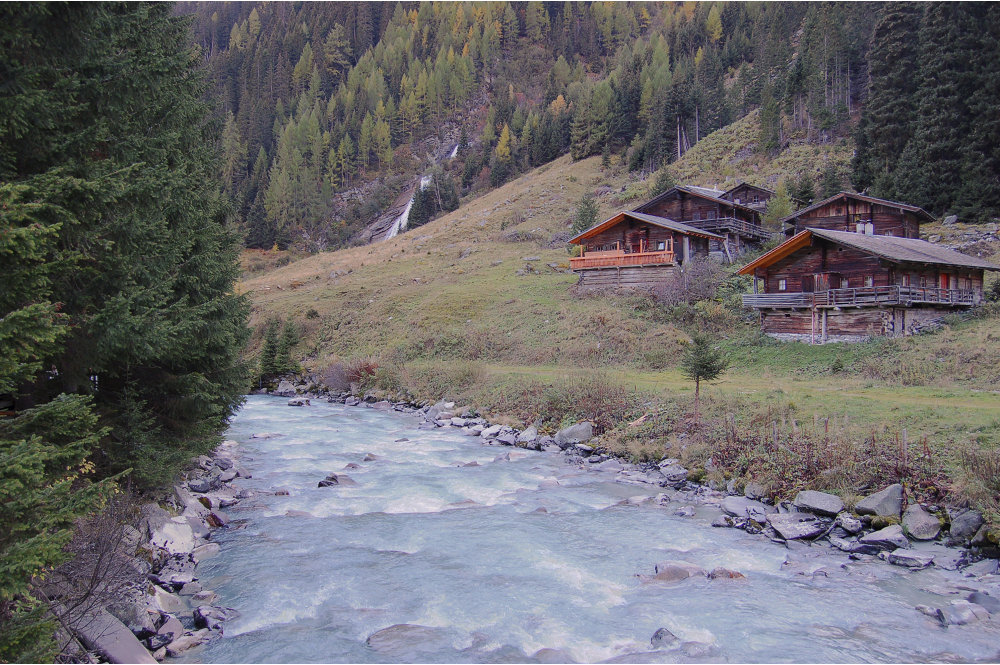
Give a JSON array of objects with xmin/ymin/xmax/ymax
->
[
  {"xmin": 633, "ymin": 185, "xmax": 775, "ymax": 258},
  {"xmin": 720, "ymin": 182, "xmax": 776, "ymax": 212},
  {"xmin": 569, "ymin": 211, "xmax": 723, "ymax": 290},
  {"xmin": 739, "ymin": 228, "xmax": 999, "ymax": 343},
  {"xmin": 780, "ymin": 191, "xmax": 934, "ymax": 238}
]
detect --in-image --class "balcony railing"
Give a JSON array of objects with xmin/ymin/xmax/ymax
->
[
  {"xmin": 683, "ymin": 217, "xmax": 777, "ymax": 240},
  {"xmin": 570, "ymin": 249, "xmax": 676, "ymax": 270},
  {"xmin": 743, "ymin": 285, "xmax": 978, "ymax": 309}
]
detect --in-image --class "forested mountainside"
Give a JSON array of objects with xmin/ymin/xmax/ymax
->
[{"xmin": 178, "ymin": 1, "xmax": 883, "ymax": 251}]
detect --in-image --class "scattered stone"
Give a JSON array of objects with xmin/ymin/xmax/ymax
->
[
  {"xmin": 859, "ymin": 524, "xmax": 910, "ymax": 550},
  {"xmin": 829, "ymin": 536, "xmax": 880, "ymax": 555},
  {"xmin": 497, "ymin": 432, "xmax": 518, "ymax": 446},
  {"xmin": 712, "ymin": 515, "xmax": 734, "ymax": 528},
  {"xmin": 187, "ymin": 476, "xmax": 221, "ymax": 494},
  {"xmin": 674, "ymin": 506, "xmax": 695, "ymax": 518},
  {"xmin": 652, "ymin": 560, "xmax": 705, "ymax": 583},
  {"xmin": 156, "ymin": 615, "xmax": 185, "ymax": 641},
  {"xmin": 146, "ymin": 633, "xmax": 173, "ymax": 651},
  {"xmin": 574, "ymin": 443, "xmax": 594, "ymax": 455},
  {"xmin": 517, "ymin": 426, "xmax": 538, "ymax": 444},
  {"xmin": 855, "ymin": 484, "xmax": 903, "ymax": 517},
  {"xmin": 968, "ymin": 592, "xmax": 1000, "ymax": 613},
  {"xmin": 213, "ymin": 457, "xmax": 233, "ymax": 471},
  {"xmin": 916, "ymin": 605, "xmax": 946, "ymax": 624},
  {"xmin": 274, "ymin": 379, "xmax": 296, "ymax": 396},
  {"xmin": 75, "ymin": 609, "xmax": 157, "ymax": 664},
  {"xmin": 948, "ymin": 508, "xmax": 984, "ymax": 542},
  {"xmin": 150, "ymin": 520, "xmax": 196, "ymax": 556},
  {"xmin": 835, "ymin": 513, "xmax": 864, "ymax": 534},
  {"xmin": 963, "ymin": 558, "xmax": 999, "ymax": 577},
  {"xmin": 767, "ymin": 513, "xmax": 828, "ymax": 540},
  {"xmin": 150, "ymin": 586, "xmax": 187, "ymax": 615},
  {"xmin": 318, "ymin": 473, "xmax": 358, "ymax": 488},
  {"xmin": 743, "ymin": 481, "xmax": 767, "ymax": 500},
  {"xmin": 287, "ymin": 397, "xmax": 310, "ymax": 407},
  {"xmin": 888, "ymin": 551, "xmax": 935, "ymax": 568},
  {"xmin": 650, "ymin": 627, "xmax": 678, "ymax": 648},
  {"xmin": 793, "ymin": 490, "xmax": 845, "ymax": 517},
  {"xmin": 218, "ymin": 468, "xmax": 237, "ymax": 483},
  {"xmin": 165, "ymin": 629, "xmax": 210, "ymax": 657},
  {"xmin": 343, "ymin": 462, "xmax": 361, "ymax": 470},
  {"xmin": 363, "ymin": 453, "xmax": 378, "ymax": 462},
  {"xmin": 721, "ymin": 496, "xmax": 774, "ymax": 522},
  {"xmin": 554, "ymin": 422, "xmax": 593, "ymax": 448},
  {"xmin": 450, "ymin": 417, "xmax": 467, "ymax": 427},
  {"xmin": 943, "ymin": 600, "xmax": 990, "ymax": 626},
  {"xmin": 659, "ymin": 464, "xmax": 688, "ymax": 485},
  {"xmin": 193, "ymin": 605, "xmax": 237, "ymax": 631},
  {"xmin": 192, "ymin": 542, "xmax": 221, "ymax": 563},
  {"xmin": 903, "ymin": 505, "xmax": 941, "ymax": 541},
  {"xmin": 480, "ymin": 425, "xmax": 502, "ymax": 439}
]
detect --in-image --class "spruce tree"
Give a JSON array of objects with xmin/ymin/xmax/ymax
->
[
  {"xmin": 573, "ymin": 194, "xmax": 600, "ymax": 235},
  {"xmin": 680, "ymin": 334, "xmax": 728, "ymax": 415}
]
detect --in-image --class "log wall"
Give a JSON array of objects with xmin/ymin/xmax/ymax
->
[
  {"xmin": 574, "ymin": 265, "xmax": 677, "ymax": 291},
  {"xmin": 791, "ymin": 200, "xmax": 922, "ymax": 238},
  {"xmin": 760, "ymin": 306, "xmax": 957, "ymax": 342}
]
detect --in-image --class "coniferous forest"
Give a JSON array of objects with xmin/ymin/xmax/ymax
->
[{"xmin": 2, "ymin": 2, "xmax": 1000, "ymax": 662}]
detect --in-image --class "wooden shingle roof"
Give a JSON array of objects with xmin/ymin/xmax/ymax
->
[
  {"xmin": 738, "ymin": 229, "xmax": 1000, "ymax": 274},
  {"xmin": 569, "ymin": 211, "xmax": 724, "ymax": 244},
  {"xmin": 777, "ymin": 191, "xmax": 935, "ymax": 226}
]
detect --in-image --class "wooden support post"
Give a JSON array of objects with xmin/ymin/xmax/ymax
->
[
  {"xmin": 682, "ymin": 236, "xmax": 690, "ymax": 264},
  {"xmin": 821, "ymin": 308, "xmax": 828, "ymax": 343}
]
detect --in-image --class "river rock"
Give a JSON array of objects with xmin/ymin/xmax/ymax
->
[
  {"xmin": 855, "ymin": 484, "xmax": 903, "ymax": 517},
  {"xmin": 363, "ymin": 453, "xmax": 378, "ymax": 461},
  {"xmin": 712, "ymin": 515, "xmax": 734, "ymax": 528},
  {"xmin": 450, "ymin": 417, "xmax": 467, "ymax": 427},
  {"xmin": 218, "ymin": 468, "xmax": 237, "ymax": 483},
  {"xmin": 793, "ymin": 490, "xmax": 844, "ymax": 516},
  {"xmin": 829, "ymin": 536, "xmax": 879, "ymax": 555},
  {"xmin": 187, "ymin": 475, "xmax": 221, "ymax": 494},
  {"xmin": 652, "ymin": 560, "xmax": 705, "ymax": 583},
  {"xmin": 287, "ymin": 397, "xmax": 310, "ymax": 407},
  {"xmin": 743, "ymin": 481, "xmax": 767, "ymax": 500},
  {"xmin": 708, "ymin": 567, "xmax": 746, "ymax": 579},
  {"xmin": 150, "ymin": 586, "xmax": 187, "ymax": 615},
  {"xmin": 517, "ymin": 425, "xmax": 538, "ymax": 444},
  {"xmin": 721, "ymin": 496, "xmax": 774, "ymax": 522},
  {"xmin": 766, "ymin": 513, "xmax": 828, "ymax": 540},
  {"xmin": 659, "ymin": 464, "xmax": 688, "ymax": 485},
  {"xmin": 903, "ymin": 505, "xmax": 941, "ymax": 540},
  {"xmin": 968, "ymin": 592, "xmax": 1000, "ymax": 614},
  {"xmin": 157, "ymin": 615, "xmax": 185, "ymax": 641},
  {"xmin": 650, "ymin": 627, "xmax": 678, "ymax": 648},
  {"xmin": 192, "ymin": 542, "xmax": 221, "ymax": 563},
  {"xmin": 365, "ymin": 624, "xmax": 449, "ymax": 656},
  {"xmin": 554, "ymin": 422, "xmax": 593, "ymax": 448},
  {"xmin": 674, "ymin": 505, "xmax": 696, "ymax": 517},
  {"xmin": 835, "ymin": 513, "xmax": 864, "ymax": 534},
  {"xmin": 497, "ymin": 432, "xmax": 518, "ymax": 446},
  {"xmin": 193, "ymin": 605, "xmax": 237, "ymax": 631},
  {"xmin": 318, "ymin": 473, "xmax": 358, "ymax": 487},
  {"xmin": 888, "ymin": 551, "xmax": 935, "ymax": 568},
  {"xmin": 165, "ymin": 628, "xmax": 210, "ymax": 657},
  {"xmin": 947, "ymin": 508, "xmax": 984, "ymax": 542},
  {"xmin": 859, "ymin": 524, "xmax": 909, "ymax": 550},
  {"xmin": 963, "ymin": 558, "xmax": 999, "ymax": 577},
  {"xmin": 274, "ymin": 379, "xmax": 296, "ymax": 396},
  {"xmin": 480, "ymin": 425, "xmax": 502, "ymax": 438},
  {"xmin": 943, "ymin": 600, "xmax": 990, "ymax": 626},
  {"xmin": 150, "ymin": 520, "xmax": 196, "ymax": 556},
  {"xmin": 75, "ymin": 608, "xmax": 157, "ymax": 664}
]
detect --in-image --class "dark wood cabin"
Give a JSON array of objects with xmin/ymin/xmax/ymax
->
[
  {"xmin": 633, "ymin": 185, "xmax": 773, "ymax": 258},
  {"xmin": 720, "ymin": 182, "xmax": 775, "ymax": 211},
  {"xmin": 738, "ymin": 228, "xmax": 999, "ymax": 343},
  {"xmin": 780, "ymin": 191, "xmax": 933, "ymax": 238},
  {"xmin": 568, "ymin": 211, "xmax": 723, "ymax": 291}
]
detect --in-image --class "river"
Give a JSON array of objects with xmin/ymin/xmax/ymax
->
[{"xmin": 181, "ymin": 396, "xmax": 1000, "ymax": 663}]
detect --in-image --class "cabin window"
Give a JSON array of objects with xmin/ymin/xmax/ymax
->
[
  {"xmin": 734, "ymin": 197, "xmax": 741, "ymax": 204},
  {"xmin": 901, "ymin": 274, "xmax": 910, "ymax": 287},
  {"xmin": 656, "ymin": 241, "xmax": 666, "ymax": 251},
  {"xmin": 836, "ymin": 207, "xmax": 843, "ymax": 215},
  {"xmin": 707, "ymin": 210, "xmax": 716, "ymax": 219},
  {"xmin": 840, "ymin": 277, "xmax": 849, "ymax": 289},
  {"xmin": 864, "ymin": 275, "xmax": 874, "ymax": 288},
  {"xmin": 752, "ymin": 195, "xmax": 760, "ymax": 204},
  {"xmin": 949, "ymin": 274, "xmax": 958, "ymax": 290},
  {"xmin": 778, "ymin": 278, "xmax": 787, "ymax": 291},
  {"xmin": 692, "ymin": 212, "xmax": 701, "ymax": 221}
]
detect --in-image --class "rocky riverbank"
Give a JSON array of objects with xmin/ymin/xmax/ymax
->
[
  {"xmin": 266, "ymin": 376, "xmax": 1000, "ymax": 631},
  {"xmin": 70, "ymin": 441, "xmax": 252, "ymax": 663}
]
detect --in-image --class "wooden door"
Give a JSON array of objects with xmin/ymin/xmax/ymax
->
[{"xmin": 801, "ymin": 275, "xmax": 814, "ymax": 292}]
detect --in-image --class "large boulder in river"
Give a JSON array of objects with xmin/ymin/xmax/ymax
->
[
  {"xmin": 517, "ymin": 425, "xmax": 538, "ymax": 444},
  {"xmin": 149, "ymin": 519, "xmax": 196, "ymax": 556},
  {"xmin": 365, "ymin": 624, "xmax": 450, "ymax": 656},
  {"xmin": 274, "ymin": 379, "xmax": 297, "ymax": 396},
  {"xmin": 855, "ymin": 484, "xmax": 903, "ymax": 517},
  {"xmin": 793, "ymin": 490, "xmax": 844, "ymax": 516},
  {"xmin": 902, "ymin": 505, "xmax": 940, "ymax": 540},
  {"xmin": 554, "ymin": 422, "xmax": 593, "ymax": 448}
]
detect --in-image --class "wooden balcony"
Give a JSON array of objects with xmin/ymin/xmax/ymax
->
[
  {"xmin": 570, "ymin": 249, "xmax": 676, "ymax": 270},
  {"xmin": 684, "ymin": 217, "xmax": 777, "ymax": 241},
  {"xmin": 743, "ymin": 285, "xmax": 978, "ymax": 309}
]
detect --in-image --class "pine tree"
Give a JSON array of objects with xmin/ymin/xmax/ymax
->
[
  {"xmin": 275, "ymin": 320, "xmax": 299, "ymax": 375},
  {"xmin": 573, "ymin": 194, "xmax": 600, "ymax": 235},
  {"xmin": 680, "ymin": 334, "xmax": 728, "ymax": 415}
]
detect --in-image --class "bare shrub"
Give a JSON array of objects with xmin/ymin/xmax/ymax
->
[
  {"xmin": 320, "ymin": 361, "xmax": 351, "ymax": 392},
  {"xmin": 653, "ymin": 257, "xmax": 727, "ymax": 306},
  {"xmin": 952, "ymin": 444, "xmax": 1000, "ymax": 523}
]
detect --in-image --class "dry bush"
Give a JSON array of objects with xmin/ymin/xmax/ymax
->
[
  {"xmin": 653, "ymin": 257, "xmax": 727, "ymax": 307},
  {"xmin": 952, "ymin": 444, "xmax": 1000, "ymax": 523},
  {"xmin": 320, "ymin": 361, "xmax": 351, "ymax": 392},
  {"xmin": 344, "ymin": 356, "xmax": 380, "ymax": 385}
]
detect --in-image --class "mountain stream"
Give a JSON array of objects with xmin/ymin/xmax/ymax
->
[{"xmin": 181, "ymin": 396, "xmax": 1000, "ymax": 663}]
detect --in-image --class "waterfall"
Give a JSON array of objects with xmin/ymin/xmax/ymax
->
[
  {"xmin": 448, "ymin": 143, "xmax": 460, "ymax": 159},
  {"xmin": 384, "ymin": 175, "xmax": 433, "ymax": 241}
]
